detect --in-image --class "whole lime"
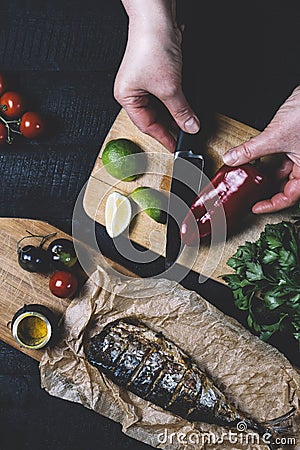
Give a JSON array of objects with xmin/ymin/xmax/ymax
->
[
  {"xmin": 102, "ymin": 138, "xmax": 145, "ymax": 181},
  {"xmin": 130, "ymin": 187, "xmax": 167, "ymax": 223}
]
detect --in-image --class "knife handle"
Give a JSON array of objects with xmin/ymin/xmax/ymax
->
[{"xmin": 175, "ymin": 129, "xmax": 201, "ymax": 154}]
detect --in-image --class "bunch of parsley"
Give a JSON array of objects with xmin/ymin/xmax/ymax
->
[{"xmin": 222, "ymin": 221, "xmax": 300, "ymax": 344}]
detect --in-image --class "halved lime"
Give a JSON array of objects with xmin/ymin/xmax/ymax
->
[
  {"xmin": 130, "ymin": 187, "xmax": 167, "ymax": 223},
  {"xmin": 102, "ymin": 138, "xmax": 145, "ymax": 181}
]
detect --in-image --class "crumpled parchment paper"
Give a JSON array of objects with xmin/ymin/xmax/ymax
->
[{"xmin": 40, "ymin": 267, "xmax": 300, "ymax": 450}]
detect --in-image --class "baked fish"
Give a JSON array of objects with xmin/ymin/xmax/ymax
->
[{"xmin": 85, "ymin": 318, "xmax": 295, "ymax": 449}]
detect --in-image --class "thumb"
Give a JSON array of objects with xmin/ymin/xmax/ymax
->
[
  {"xmin": 164, "ymin": 90, "xmax": 200, "ymax": 134},
  {"xmin": 223, "ymin": 129, "xmax": 280, "ymax": 166}
]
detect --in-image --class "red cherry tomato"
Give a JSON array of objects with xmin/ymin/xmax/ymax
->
[
  {"xmin": 0, "ymin": 73, "xmax": 7, "ymax": 96},
  {"xmin": 20, "ymin": 112, "xmax": 45, "ymax": 139},
  {"xmin": 0, "ymin": 123, "xmax": 7, "ymax": 145},
  {"xmin": 0, "ymin": 91, "xmax": 24, "ymax": 118},
  {"xmin": 49, "ymin": 271, "xmax": 78, "ymax": 298}
]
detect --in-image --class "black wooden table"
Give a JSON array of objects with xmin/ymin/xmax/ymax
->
[{"xmin": 0, "ymin": 1, "xmax": 299, "ymax": 449}]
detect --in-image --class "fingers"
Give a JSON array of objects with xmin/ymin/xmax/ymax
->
[
  {"xmin": 132, "ymin": 88, "xmax": 201, "ymax": 151},
  {"xmin": 223, "ymin": 130, "xmax": 280, "ymax": 166},
  {"xmin": 252, "ymin": 159, "xmax": 300, "ymax": 214},
  {"xmin": 252, "ymin": 176, "xmax": 300, "ymax": 214},
  {"xmin": 163, "ymin": 90, "xmax": 200, "ymax": 134},
  {"xmin": 223, "ymin": 84, "xmax": 300, "ymax": 167},
  {"xmin": 275, "ymin": 156, "xmax": 293, "ymax": 180},
  {"xmin": 115, "ymin": 87, "xmax": 200, "ymax": 152},
  {"xmin": 123, "ymin": 98, "xmax": 177, "ymax": 152}
]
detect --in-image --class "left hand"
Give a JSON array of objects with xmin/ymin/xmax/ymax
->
[{"xmin": 223, "ymin": 85, "xmax": 300, "ymax": 213}]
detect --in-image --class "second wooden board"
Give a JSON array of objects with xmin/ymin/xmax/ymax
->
[
  {"xmin": 83, "ymin": 109, "xmax": 291, "ymax": 282},
  {"xmin": 0, "ymin": 218, "xmax": 138, "ymax": 362}
]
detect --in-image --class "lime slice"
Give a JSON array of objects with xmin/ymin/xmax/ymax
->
[
  {"xmin": 130, "ymin": 187, "xmax": 167, "ymax": 223},
  {"xmin": 102, "ymin": 138, "xmax": 145, "ymax": 181},
  {"xmin": 105, "ymin": 191, "xmax": 132, "ymax": 238}
]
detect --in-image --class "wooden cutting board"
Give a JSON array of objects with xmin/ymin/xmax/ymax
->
[
  {"xmin": 83, "ymin": 109, "xmax": 291, "ymax": 282},
  {"xmin": 0, "ymin": 218, "xmax": 137, "ymax": 362}
]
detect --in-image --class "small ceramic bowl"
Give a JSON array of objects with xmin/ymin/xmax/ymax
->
[{"xmin": 11, "ymin": 304, "xmax": 55, "ymax": 350}]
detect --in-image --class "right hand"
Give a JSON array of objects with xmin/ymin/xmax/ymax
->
[
  {"xmin": 223, "ymin": 85, "xmax": 300, "ymax": 213},
  {"xmin": 114, "ymin": 6, "xmax": 200, "ymax": 152}
]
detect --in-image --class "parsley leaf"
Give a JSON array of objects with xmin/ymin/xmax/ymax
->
[{"xmin": 222, "ymin": 220, "xmax": 300, "ymax": 348}]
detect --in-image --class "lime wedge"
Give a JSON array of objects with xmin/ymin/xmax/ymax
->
[
  {"xmin": 130, "ymin": 187, "xmax": 167, "ymax": 223},
  {"xmin": 105, "ymin": 191, "xmax": 132, "ymax": 238}
]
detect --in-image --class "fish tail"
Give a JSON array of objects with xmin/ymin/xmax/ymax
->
[
  {"xmin": 265, "ymin": 406, "xmax": 296, "ymax": 428},
  {"xmin": 259, "ymin": 407, "xmax": 296, "ymax": 450}
]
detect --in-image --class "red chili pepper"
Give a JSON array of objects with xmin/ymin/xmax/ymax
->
[{"xmin": 180, "ymin": 163, "xmax": 272, "ymax": 246}]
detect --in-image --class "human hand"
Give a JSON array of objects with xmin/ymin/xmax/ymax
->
[
  {"xmin": 115, "ymin": 0, "xmax": 200, "ymax": 152},
  {"xmin": 223, "ymin": 85, "xmax": 300, "ymax": 213}
]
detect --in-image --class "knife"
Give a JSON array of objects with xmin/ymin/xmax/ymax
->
[{"xmin": 165, "ymin": 129, "xmax": 204, "ymax": 270}]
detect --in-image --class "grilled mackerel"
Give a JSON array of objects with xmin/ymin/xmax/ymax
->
[{"xmin": 85, "ymin": 318, "xmax": 294, "ymax": 448}]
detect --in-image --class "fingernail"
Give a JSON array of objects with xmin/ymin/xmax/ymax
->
[
  {"xmin": 223, "ymin": 150, "xmax": 238, "ymax": 165},
  {"xmin": 184, "ymin": 116, "xmax": 200, "ymax": 133},
  {"xmin": 252, "ymin": 203, "xmax": 264, "ymax": 214}
]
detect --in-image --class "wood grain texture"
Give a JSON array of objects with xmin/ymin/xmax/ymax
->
[
  {"xmin": 0, "ymin": 218, "xmax": 136, "ymax": 362},
  {"xmin": 83, "ymin": 109, "xmax": 292, "ymax": 282}
]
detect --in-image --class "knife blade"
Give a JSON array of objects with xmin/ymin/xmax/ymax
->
[{"xmin": 165, "ymin": 129, "xmax": 204, "ymax": 270}]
